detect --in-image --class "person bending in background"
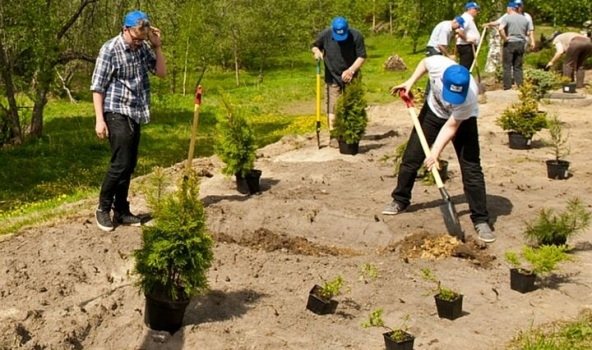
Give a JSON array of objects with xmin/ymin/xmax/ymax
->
[
  {"xmin": 456, "ymin": 2, "xmax": 482, "ymax": 69},
  {"xmin": 498, "ymin": 2, "xmax": 530, "ymax": 90},
  {"xmin": 382, "ymin": 56, "xmax": 495, "ymax": 243},
  {"xmin": 90, "ymin": 10, "xmax": 167, "ymax": 232},
  {"xmin": 426, "ymin": 16, "xmax": 466, "ymax": 59},
  {"xmin": 546, "ymin": 32, "xmax": 592, "ymax": 88},
  {"xmin": 311, "ymin": 16, "xmax": 367, "ymax": 148}
]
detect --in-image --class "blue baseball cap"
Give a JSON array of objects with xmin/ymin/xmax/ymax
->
[
  {"xmin": 507, "ymin": 1, "xmax": 518, "ymax": 8},
  {"xmin": 331, "ymin": 16, "xmax": 349, "ymax": 41},
  {"xmin": 454, "ymin": 16, "xmax": 465, "ymax": 29},
  {"xmin": 123, "ymin": 10, "xmax": 149, "ymax": 27},
  {"xmin": 442, "ymin": 65, "xmax": 470, "ymax": 105},
  {"xmin": 464, "ymin": 2, "xmax": 481, "ymax": 9}
]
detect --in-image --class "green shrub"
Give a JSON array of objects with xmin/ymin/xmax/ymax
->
[
  {"xmin": 524, "ymin": 198, "xmax": 590, "ymax": 245},
  {"xmin": 524, "ymin": 69, "xmax": 565, "ymax": 101},
  {"xmin": 134, "ymin": 167, "xmax": 214, "ymax": 301},
  {"xmin": 546, "ymin": 113, "xmax": 570, "ymax": 162},
  {"xmin": 214, "ymin": 95, "xmax": 257, "ymax": 177},
  {"xmin": 504, "ymin": 245, "xmax": 572, "ymax": 275},
  {"xmin": 318, "ymin": 275, "xmax": 344, "ymax": 300},
  {"xmin": 496, "ymin": 83, "xmax": 548, "ymax": 138},
  {"xmin": 331, "ymin": 75, "xmax": 368, "ymax": 144}
]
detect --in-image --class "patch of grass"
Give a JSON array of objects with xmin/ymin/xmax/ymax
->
[
  {"xmin": 1, "ymin": 32, "xmax": 530, "ymax": 233},
  {"xmin": 507, "ymin": 309, "xmax": 592, "ymax": 350}
]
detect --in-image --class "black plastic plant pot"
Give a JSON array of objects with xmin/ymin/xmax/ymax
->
[
  {"xmin": 508, "ymin": 132, "xmax": 531, "ymax": 150},
  {"xmin": 434, "ymin": 293, "xmax": 463, "ymax": 320},
  {"xmin": 510, "ymin": 268, "xmax": 537, "ymax": 293},
  {"xmin": 546, "ymin": 160, "xmax": 569, "ymax": 180},
  {"xmin": 306, "ymin": 285, "xmax": 338, "ymax": 315},
  {"xmin": 235, "ymin": 169, "xmax": 262, "ymax": 194},
  {"xmin": 337, "ymin": 139, "xmax": 359, "ymax": 155},
  {"xmin": 144, "ymin": 293, "xmax": 191, "ymax": 333},
  {"xmin": 383, "ymin": 331, "xmax": 415, "ymax": 350}
]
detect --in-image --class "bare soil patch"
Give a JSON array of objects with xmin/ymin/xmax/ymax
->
[{"xmin": 2, "ymin": 84, "xmax": 592, "ymax": 350}]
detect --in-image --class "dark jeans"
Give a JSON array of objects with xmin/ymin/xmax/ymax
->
[
  {"xmin": 502, "ymin": 41, "xmax": 525, "ymax": 90},
  {"xmin": 563, "ymin": 37, "xmax": 592, "ymax": 88},
  {"xmin": 391, "ymin": 103, "xmax": 489, "ymax": 225},
  {"xmin": 99, "ymin": 112, "xmax": 141, "ymax": 214},
  {"xmin": 456, "ymin": 44, "xmax": 474, "ymax": 69}
]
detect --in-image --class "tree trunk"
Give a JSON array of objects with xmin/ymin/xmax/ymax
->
[
  {"xmin": 0, "ymin": 35, "xmax": 23, "ymax": 144},
  {"xmin": 30, "ymin": 87, "xmax": 49, "ymax": 138}
]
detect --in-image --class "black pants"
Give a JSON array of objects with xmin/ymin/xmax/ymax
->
[
  {"xmin": 391, "ymin": 103, "xmax": 489, "ymax": 225},
  {"xmin": 502, "ymin": 41, "xmax": 525, "ymax": 90},
  {"xmin": 456, "ymin": 44, "xmax": 474, "ymax": 69},
  {"xmin": 99, "ymin": 112, "xmax": 141, "ymax": 213}
]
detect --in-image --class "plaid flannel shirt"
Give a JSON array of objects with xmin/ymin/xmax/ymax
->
[{"xmin": 90, "ymin": 34, "xmax": 156, "ymax": 124}]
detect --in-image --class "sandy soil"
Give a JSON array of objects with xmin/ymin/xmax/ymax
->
[{"xmin": 2, "ymin": 85, "xmax": 592, "ymax": 350}]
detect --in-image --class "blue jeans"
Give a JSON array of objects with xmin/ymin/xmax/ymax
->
[
  {"xmin": 98, "ymin": 112, "xmax": 141, "ymax": 213},
  {"xmin": 390, "ymin": 103, "xmax": 489, "ymax": 225}
]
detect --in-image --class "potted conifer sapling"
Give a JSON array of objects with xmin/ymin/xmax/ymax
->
[
  {"xmin": 134, "ymin": 167, "xmax": 214, "ymax": 333},
  {"xmin": 523, "ymin": 198, "xmax": 590, "ymax": 246},
  {"xmin": 422, "ymin": 268, "xmax": 463, "ymax": 320},
  {"xmin": 361, "ymin": 309, "xmax": 415, "ymax": 350},
  {"xmin": 331, "ymin": 75, "xmax": 368, "ymax": 155},
  {"xmin": 214, "ymin": 95, "xmax": 261, "ymax": 194},
  {"xmin": 504, "ymin": 245, "xmax": 572, "ymax": 293},
  {"xmin": 545, "ymin": 113, "xmax": 570, "ymax": 179},
  {"xmin": 496, "ymin": 82, "xmax": 547, "ymax": 149},
  {"xmin": 306, "ymin": 275, "xmax": 343, "ymax": 315}
]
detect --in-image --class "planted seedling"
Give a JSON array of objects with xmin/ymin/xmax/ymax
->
[
  {"xmin": 504, "ymin": 245, "xmax": 573, "ymax": 276},
  {"xmin": 524, "ymin": 198, "xmax": 590, "ymax": 246},
  {"xmin": 361, "ymin": 308, "xmax": 415, "ymax": 345},
  {"xmin": 316, "ymin": 275, "xmax": 343, "ymax": 301},
  {"xmin": 421, "ymin": 268, "xmax": 460, "ymax": 301},
  {"xmin": 359, "ymin": 262, "xmax": 379, "ymax": 282}
]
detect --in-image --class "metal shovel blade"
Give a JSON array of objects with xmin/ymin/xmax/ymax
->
[{"xmin": 439, "ymin": 196, "xmax": 465, "ymax": 241}]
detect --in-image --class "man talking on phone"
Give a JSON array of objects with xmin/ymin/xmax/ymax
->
[{"xmin": 90, "ymin": 10, "xmax": 167, "ymax": 232}]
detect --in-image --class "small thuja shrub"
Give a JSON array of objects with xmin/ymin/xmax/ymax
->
[
  {"xmin": 524, "ymin": 198, "xmax": 590, "ymax": 245},
  {"xmin": 331, "ymin": 75, "xmax": 368, "ymax": 144},
  {"xmin": 504, "ymin": 245, "xmax": 572, "ymax": 275},
  {"xmin": 361, "ymin": 308, "xmax": 413, "ymax": 342},
  {"xmin": 422, "ymin": 268, "xmax": 460, "ymax": 301},
  {"xmin": 214, "ymin": 94, "xmax": 257, "ymax": 177},
  {"xmin": 134, "ymin": 167, "xmax": 214, "ymax": 301}
]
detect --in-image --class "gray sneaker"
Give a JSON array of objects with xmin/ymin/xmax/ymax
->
[
  {"xmin": 95, "ymin": 209, "xmax": 114, "ymax": 232},
  {"xmin": 382, "ymin": 201, "xmax": 407, "ymax": 215},
  {"xmin": 475, "ymin": 222, "xmax": 496, "ymax": 243}
]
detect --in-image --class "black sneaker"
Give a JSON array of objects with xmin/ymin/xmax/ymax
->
[
  {"xmin": 381, "ymin": 201, "xmax": 408, "ymax": 215},
  {"xmin": 115, "ymin": 212, "xmax": 142, "ymax": 227},
  {"xmin": 95, "ymin": 209, "xmax": 114, "ymax": 232}
]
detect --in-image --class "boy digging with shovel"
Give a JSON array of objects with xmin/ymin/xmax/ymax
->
[{"xmin": 382, "ymin": 56, "xmax": 496, "ymax": 243}]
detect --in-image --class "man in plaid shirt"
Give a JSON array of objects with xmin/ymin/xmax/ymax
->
[{"xmin": 90, "ymin": 10, "xmax": 166, "ymax": 232}]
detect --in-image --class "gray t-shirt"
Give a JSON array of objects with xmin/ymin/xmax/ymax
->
[{"xmin": 500, "ymin": 14, "xmax": 529, "ymax": 42}]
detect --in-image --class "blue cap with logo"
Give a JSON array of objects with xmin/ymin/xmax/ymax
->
[
  {"xmin": 331, "ymin": 16, "xmax": 349, "ymax": 41},
  {"xmin": 442, "ymin": 65, "xmax": 471, "ymax": 105},
  {"xmin": 124, "ymin": 10, "xmax": 149, "ymax": 27},
  {"xmin": 464, "ymin": 2, "xmax": 481, "ymax": 9},
  {"xmin": 454, "ymin": 16, "xmax": 465, "ymax": 29}
]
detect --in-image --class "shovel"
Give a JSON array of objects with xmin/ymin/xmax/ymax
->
[
  {"xmin": 315, "ymin": 59, "xmax": 322, "ymax": 149},
  {"xmin": 398, "ymin": 90, "xmax": 465, "ymax": 241}
]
